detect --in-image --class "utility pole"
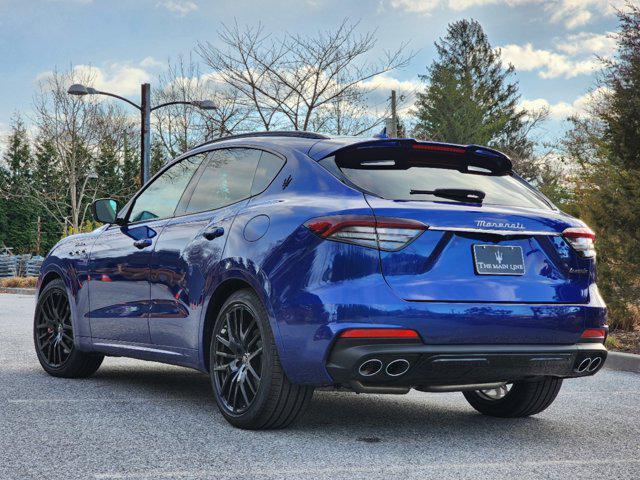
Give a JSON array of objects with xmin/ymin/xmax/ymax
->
[
  {"xmin": 140, "ymin": 83, "xmax": 151, "ymax": 185},
  {"xmin": 386, "ymin": 90, "xmax": 398, "ymax": 138}
]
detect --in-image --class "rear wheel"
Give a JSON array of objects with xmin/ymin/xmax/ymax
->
[
  {"xmin": 209, "ymin": 289, "xmax": 313, "ymax": 429},
  {"xmin": 463, "ymin": 377, "xmax": 562, "ymax": 417},
  {"xmin": 34, "ymin": 279, "xmax": 103, "ymax": 378}
]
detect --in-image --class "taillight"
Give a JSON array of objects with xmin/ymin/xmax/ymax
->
[
  {"xmin": 581, "ymin": 328, "xmax": 607, "ymax": 342},
  {"xmin": 563, "ymin": 227, "xmax": 596, "ymax": 258},
  {"xmin": 339, "ymin": 328, "xmax": 420, "ymax": 339},
  {"xmin": 304, "ymin": 215, "xmax": 427, "ymax": 251}
]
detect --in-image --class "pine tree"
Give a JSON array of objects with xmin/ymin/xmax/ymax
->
[
  {"xmin": 31, "ymin": 136, "xmax": 64, "ymax": 254},
  {"xmin": 150, "ymin": 140, "xmax": 167, "ymax": 177},
  {"xmin": 562, "ymin": 4, "xmax": 640, "ymax": 331},
  {"xmin": 413, "ymin": 19, "xmax": 538, "ymax": 175},
  {"xmin": 1, "ymin": 115, "xmax": 37, "ymax": 253},
  {"xmin": 121, "ymin": 131, "xmax": 140, "ymax": 201}
]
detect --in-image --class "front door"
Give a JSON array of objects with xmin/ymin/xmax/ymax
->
[{"xmin": 88, "ymin": 153, "xmax": 206, "ymax": 343}]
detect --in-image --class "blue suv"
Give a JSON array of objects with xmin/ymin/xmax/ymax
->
[{"xmin": 34, "ymin": 132, "xmax": 608, "ymax": 429}]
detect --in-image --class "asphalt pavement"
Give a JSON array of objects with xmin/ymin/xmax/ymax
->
[{"xmin": 1, "ymin": 294, "xmax": 639, "ymax": 480}]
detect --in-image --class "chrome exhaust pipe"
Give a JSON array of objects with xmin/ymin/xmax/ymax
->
[
  {"xmin": 587, "ymin": 356, "xmax": 602, "ymax": 372},
  {"xmin": 385, "ymin": 358, "xmax": 410, "ymax": 377},
  {"xmin": 358, "ymin": 359, "xmax": 383, "ymax": 377},
  {"xmin": 576, "ymin": 358, "xmax": 592, "ymax": 373}
]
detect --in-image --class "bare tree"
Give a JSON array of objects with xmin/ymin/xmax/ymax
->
[
  {"xmin": 196, "ymin": 19, "xmax": 413, "ymax": 133},
  {"xmin": 153, "ymin": 56, "xmax": 251, "ymax": 159},
  {"xmin": 22, "ymin": 68, "xmax": 131, "ymax": 232}
]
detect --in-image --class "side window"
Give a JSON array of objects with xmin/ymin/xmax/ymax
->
[
  {"xmin": 184, "ymin": 148, "xmax": 261, "ymax": 214},
  {"xmin": 251, "ymin": 151, "xmax": 286, "ymax": 195},
  {"xmin": 128, "ymin": 154, "xmax": 204, "ymax": 223}
]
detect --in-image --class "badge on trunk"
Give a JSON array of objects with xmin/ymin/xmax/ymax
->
[{"xmin": 473, "ymin": 245, "xmax": 525, "ymax": 276}]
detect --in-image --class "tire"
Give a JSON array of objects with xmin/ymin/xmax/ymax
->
[
  {"xmin": 463, "ymin": 377, "xmax": 563, "ymax": 417},
  {"xmin": 34, "ymin": 278, "xmax": 104, "ymax": 378},
  {"xmin": 209, "ymin": 289, "xmax": 313, "ymax": 429}
]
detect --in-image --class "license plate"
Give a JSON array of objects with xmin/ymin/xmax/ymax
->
[{"xmin": 473, "ymin": 245, "xmax": 525, "ymax": 276}]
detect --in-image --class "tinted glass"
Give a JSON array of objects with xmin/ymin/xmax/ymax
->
[
  {"xmin": 323, "ymin": 157, "xmax": 550, "ymax": 210},
  {"xmin": 251, "ymin": 151, "xmax": 285, "ymax": 195},
  {"xmin": 184, "ymin": 148, "xmax": 261, "ymax": 214},
  {"xmin": 129, "ymin": 155, "xmax": 204, "ymax": 223}
]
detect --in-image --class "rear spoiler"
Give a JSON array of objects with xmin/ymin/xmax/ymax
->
[{"xmin": 323, "ymin": 139, "xmax": 512, "ymax": 175}]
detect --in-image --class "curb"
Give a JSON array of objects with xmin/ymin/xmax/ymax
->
[
  {"xmin": 604, "ymin": 351, "xmax": 640, "ymax": 374},
  {"xmin": 0, "ymin": 287, "xmax": 36, "ymax": 295}
]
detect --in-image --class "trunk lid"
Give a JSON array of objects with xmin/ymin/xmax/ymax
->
[{"xmin": 367, "ymin": 196, "xmax": 591, "ymax": 303}]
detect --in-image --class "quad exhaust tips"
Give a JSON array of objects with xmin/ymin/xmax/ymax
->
[
  {"xmin": 358, "ymin": 358, "xmax": 411, "ymax": 378},
  {"xmin": 575, "ymin": 356, "xmax": 603, "ymax": 373}
]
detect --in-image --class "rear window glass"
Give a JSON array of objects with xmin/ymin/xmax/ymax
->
[{"xmin": 321, "ymin": 156, "xmax": 551, "ymax": 210}]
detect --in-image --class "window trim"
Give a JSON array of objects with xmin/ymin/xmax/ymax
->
[
  {"xmin": 175, "ymin": 146, "xmax": 287, "ymax": 218},
  {"xmin": 118, "ymin": 144, "xmax": 288, "ymax": 225}
]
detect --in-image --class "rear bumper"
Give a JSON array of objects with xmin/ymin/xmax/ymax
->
[{"xmin": 326, "ymin": 341, "xmax": 607, "ymax": 393}]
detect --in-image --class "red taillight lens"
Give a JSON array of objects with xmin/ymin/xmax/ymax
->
[
  {"xmin": 563, "ymin": 227, "xmax": 596, "ymax": 258},
  {"xmin": 304, "ymin": 215, "xmax": 427, "ymax": 251},
  {"xmin": 581, "ymin": 328, "xmax": 607, "ymax": 341},
  {"xmin": 339, "ymin": 328, "xmax": 420, "ymax": 339}
]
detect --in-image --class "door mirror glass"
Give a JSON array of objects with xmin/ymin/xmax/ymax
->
[{"xmin": 92, "ymin": 198, "xmax": 119, "ymax": 224}]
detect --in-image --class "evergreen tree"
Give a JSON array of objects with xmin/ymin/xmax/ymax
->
[
  {"xmin": 562, "ymin": 3, "xmax": 640, "ymax": 331},
  {"xmin": 413, "ymin": 19, "xmax": 540, "ymax": 177},
  {"xmin": 121, "ymin": 131, "xmax": 140, "ymax": 201},
  {"xmin": 1, "ymin": 115, "xmax": 37, "ymax": 253},
  {"xmin": 150, "ymin": 140, "xmax": 167, "ymax": 177},
  {"xmin": 31, "ymin": 136, "xmax": 64, "ymax": 255}
]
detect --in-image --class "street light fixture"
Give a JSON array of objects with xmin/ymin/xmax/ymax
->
[{"xmin": 67, "ymin": 83, "xmax": 216, "ymax": 185}]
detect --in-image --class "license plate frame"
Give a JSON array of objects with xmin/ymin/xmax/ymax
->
[{"xmin": 473, "ymin": 244, "xmax": 525, "ymax": 276}]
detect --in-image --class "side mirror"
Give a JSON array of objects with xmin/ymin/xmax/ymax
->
[{"xmin": 92, "ymin": 198, "xmax": 119, "ymax": 224}]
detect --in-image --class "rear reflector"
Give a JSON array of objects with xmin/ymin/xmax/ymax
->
[
  {"xmin": 339, "ymin": 328, "xmax": 420, "ymax": 339},
  {"xmin": 563, "ymin": 227, "xmax": 596, "ymax": 258},
  {"xmin": 304, "ymin": 215, "xmax": 427, "ymax": 251},
  {"xmin": 581, "ymin": 328, "xmax": 607, "ymax": 340}
]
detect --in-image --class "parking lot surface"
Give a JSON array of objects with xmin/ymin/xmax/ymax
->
[{"xmin": 1, "ymin": 294, "xmax": 639, "ymax": 479}]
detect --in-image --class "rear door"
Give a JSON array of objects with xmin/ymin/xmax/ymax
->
[
  {"xmin": 323, "ymin": 143, "xmax": 592, "ymax": 304},
  {"xmin": 148, "ymin": 148, "xmax": 263, "ymax": 349}
]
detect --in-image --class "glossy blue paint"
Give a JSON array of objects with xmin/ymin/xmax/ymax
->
[{"xmin": 36, "ymin": 135, "xmax": 607, "ymax": 386}]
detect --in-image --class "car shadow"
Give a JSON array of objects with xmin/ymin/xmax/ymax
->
[{"xmin": 72, "ymin": 363, "xmax": 572, "ymax": 443}]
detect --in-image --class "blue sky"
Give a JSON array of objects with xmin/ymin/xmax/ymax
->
[{"xmin": 0, "ymin": 0, "xmax": 626, "ymax": 143}]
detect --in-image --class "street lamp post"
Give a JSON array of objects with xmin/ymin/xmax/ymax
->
[{"xmin": 68, "ymin": 83, "xmax": 216, "ymax": 185}]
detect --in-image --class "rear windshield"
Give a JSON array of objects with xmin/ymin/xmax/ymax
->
[{"xmin": 320, "ymin": 156, "xmax": 552, "ymax": 210}]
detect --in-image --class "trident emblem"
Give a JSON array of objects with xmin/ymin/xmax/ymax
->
[{"xmin": 495, "ymin": 250, "xmax": 504, "ymax": 264}]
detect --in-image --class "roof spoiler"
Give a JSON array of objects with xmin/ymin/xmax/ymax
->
[{"xmin": 329, "ymin": 139, "xmax": 512, "ymax": 175}]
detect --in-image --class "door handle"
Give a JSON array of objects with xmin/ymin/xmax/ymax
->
[
  {"xmin": 133, "ymin": 238, "xmax": 153, "ymax": 249},
  {"xmin": 203, "ymin": 226, "xmax": 225, "ymax": 240}
]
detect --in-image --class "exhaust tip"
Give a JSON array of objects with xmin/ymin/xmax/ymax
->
[
  {"xmin": 385, "ymin": 358, "xmax": 410, "ymax": 377},
  {"xmin": 587, "ymin": 356, "xmax": 602, "ymax": 372},
  {"xmin": 358, "ymin": 359, "xmax": 383, "ymax": 377},
  {"xmin": 576, "ymin": 358, "xmax": 592, "ymax": 373}
]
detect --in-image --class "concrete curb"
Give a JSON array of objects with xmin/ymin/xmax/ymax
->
[
  {"xmin": 604, "ymin": 351, "xmax": 640, "ymax": 374},
  {"xmin": 0, "ymin": 287, "xmax": 36, "ymax": 295}
]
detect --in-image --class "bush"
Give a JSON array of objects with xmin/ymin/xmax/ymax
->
[{"xmin": 0, "ymin": 277, "xmax": 38, "ymax": 288}]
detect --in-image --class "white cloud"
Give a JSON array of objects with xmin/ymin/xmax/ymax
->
[
  {"xmin": 555, "ymin": 32, "xmax": 617, "ymax": 56},
  {"xmin": 500, "ymin": 43, "xmax": 599, "ymax": 78},
  {"xmin": 37, "ymin": 63, "xmax": 152, "ymax": 97},
  {"xmin": 359, "ymin": 75, "xmax": 423, "ymax": 114},
  {"xmin": 387, "ymin": 0, "xmax": 626, "ymax": 29},
  {"xmin": 521, "ymin": 87, "xmax": 610, "ymax": 119},
  {"xmin": 139, "ymin": 56, "xmax": 165, "ymax": 69},
  {"xmin": 156, "ymin": 0, "xmax": 198, "ymax": 16}
]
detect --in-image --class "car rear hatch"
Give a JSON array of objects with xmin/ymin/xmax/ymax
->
[{"xmin": 319, "ymin": 139, "xmax": 594, "ymax": 304}]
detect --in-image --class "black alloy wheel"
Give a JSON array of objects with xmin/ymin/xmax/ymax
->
[
  {"xmin": 33, "ymin": 279, "xmax": 104, "ymax": 378},
  {"xmin": 212, "ymin": 303, "xmax": 263, "ymax": 415},
  {"xmin": 35, "ymin": 286, "xmax": 74, "ymax": 368}
]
